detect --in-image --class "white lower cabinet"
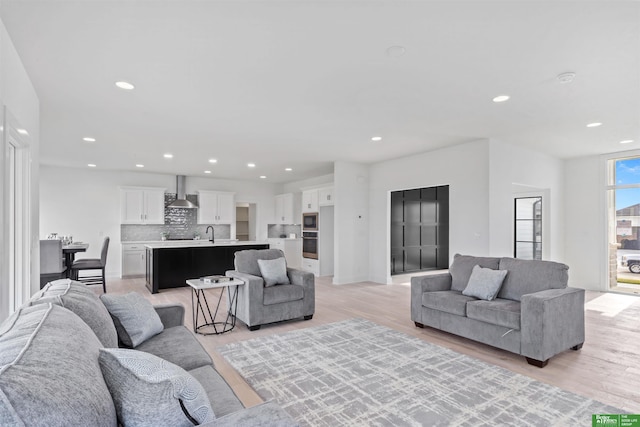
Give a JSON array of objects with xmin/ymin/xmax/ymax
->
[
  {"xmin": 301, "ymin": 258, "xmax": 319, "ymax": 276},
  {"xmin": 268, "ymin": 238, "xmax": 302, "ymax": 269},
  {"xmin": 122, "ymin": 243, "xmax": 146, "ymax": 277}
]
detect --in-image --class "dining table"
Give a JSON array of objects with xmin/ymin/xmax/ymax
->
[{"xmin": 62, "ymin": 242, "xmax": 89, "ymax": 278}]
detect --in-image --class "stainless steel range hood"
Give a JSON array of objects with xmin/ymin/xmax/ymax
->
[{"xmin": 167, "ymin": 175, "xmax": 198, "ymax": 209}]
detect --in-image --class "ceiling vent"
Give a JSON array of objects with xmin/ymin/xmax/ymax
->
[{"xmin": 167, "ymin": 175, "xmax": 198, "ymax": 209}]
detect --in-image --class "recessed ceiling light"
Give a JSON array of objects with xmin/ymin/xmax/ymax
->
[
  {"xmin": 87, "ymin": 163, "xmax": 96, "ymax": 168},
  {"xmin": 285, "ymin": 168, "xmax": 293, "ymax": 172},
  {"xmin": 208, "ymin": 158, "xmax": 218, "ymax": 164},
  {"xmin": 83, "ymin": 137, "xmax": 96, "ymax": 142},
  {"xmin": 371, "ymin": 136, "xmax": 383, "ymax": 142},
  {"xmin": 386, "ymin": 46, "xmax": 406, "ymax": 58},
  {"xmin": 135, "ymin": 164, "xmax": 144, "ymax": 168},
  {"xmin": 163, "ymin": 153, "xmax": 173, "ymax": 158},
  {"xmin": 204, "ymin": 170, "xmax": 211, "ymax": 174},
  {"xmin": 17, "ymin": 128, "xmax": 28, "ymax": 135},
  {"xmin": 586, "ymin": 122, "xmax": 602, "ymax": 128},
  {"xmin": 620, "ymin": 140, "xmax": 634, "ymax": 144},
  {"xmin": 557, "ymin": 72, "xmax": 576, "ymax": 84},
  {"xmin": 260, "ymin": 176, "xmax": 267, "ymax": 179},
  {"xmin": 492, "ymin": 95, "xmax": 510, "ymax": 103},
  {"xmin": 247, "ymin": 163, "xmax": 256, "ymax": 168},
  {"xmin": 115, "ymin": 81, "xmax": 135, "ymax": 90}
]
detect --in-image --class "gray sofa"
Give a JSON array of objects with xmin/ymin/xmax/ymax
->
[
  {"xmin": 226, "ymin": 249, "xmax": 315, "ymax": 331},
  {"xmin": 411, "ymin": 254, "xmax": 585, "ymax": 367},
  {"xmin": 0, "ymin": 280, "xmax": 297, "ymax": 426}
]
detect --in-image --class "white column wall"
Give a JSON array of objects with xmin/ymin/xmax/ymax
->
[
  {"xmin": 564, "ymin": 155, "xmax": 607, "ymax": 290},
  {"xmin": 333, "ymin": 161, "xmax": 369, "ymax": 284},
  {"xmin": 368, "ymin": 140, "xmax": 491, "ymax": 284}
]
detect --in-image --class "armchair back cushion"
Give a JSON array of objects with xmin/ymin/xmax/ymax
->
[
  {"xmin": 449, "ymin": 254, "xmax": 500, "ymax": 292},
  {"xmin": 498, "ymin": 258, "xmax": 569, "ymax": 301},
  {"xmin": 235, "ymin": 249, "xmax": 286, "ymax": 277}
]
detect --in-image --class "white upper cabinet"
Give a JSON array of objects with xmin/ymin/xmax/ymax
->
[
  {"xmin": 275, "ymin": 193, "xmax": 294, "ymax": 224},
  {"xmin": 302, "ymin": 190, "xmax": 319, "ymax": 213},
  {"xmin": 120, "ymin": 187, "xmax": 166, "ymax": 224},
  {"xmin": 318, "ymin": 186, "xmax": 334, "ymax": 206},
  {"xmin": 197, "ymin": 190, "xmax": 235, "ymax": 224}
]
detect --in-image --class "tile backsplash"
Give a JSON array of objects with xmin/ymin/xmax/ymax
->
[
  {"xmin": 267, "ymin": 224, "xmax": 301, "ymax": 238},
  {"xmin": 121, "ymin": 193, "xmax": 231, "ymax": 242}
]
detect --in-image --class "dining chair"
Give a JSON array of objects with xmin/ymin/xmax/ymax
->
[
  {"xmin": 39, "ymin": 240, "xmax": 66, "ymax": 288},
  {"xmin": 71, "ymin": 237, "xmax": 110, "ymax": 293}
]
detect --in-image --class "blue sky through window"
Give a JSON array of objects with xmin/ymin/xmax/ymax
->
[{"xmin": 615, "ymin": 158, "xmax": 640, "ymax": 210}]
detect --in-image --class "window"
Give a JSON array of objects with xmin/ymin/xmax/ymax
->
[
  {"xmin": 607, "ymin": 156, "xmax": 640, "ymax": 293},
  {"xmin": 514, "ymin": 197, "xmax": 542, "ymax": 260}
]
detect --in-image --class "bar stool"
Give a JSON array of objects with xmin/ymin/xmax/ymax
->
[{"xmin": 71, "ymin": 237, "xmax": 109, "ymax": 293}]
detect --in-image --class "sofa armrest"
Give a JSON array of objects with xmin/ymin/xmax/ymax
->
[
  {"xmin": 153, "ymin": 304, "xmax": 185, "ymax": 328},
  {"xmin": 287, "ymin": 268, "xmax": 314, "ymax": 289},
  {"xmin": 288, "ymin": 267, "xmax": 315, "ymax": 316},
  {"xmin": 225, "ymin": 270, "xmax": 265, "ymax": 327},
  {"xmin": 521, "ymin": 287, "xmax": 585, "ymax": 363},
  {"xmin": 410, "ymin": 273, "xmax": 452, "ymax": 324},
  {"xmin": 200, "ymin": 401, "xmax": 298, "ymax": 427}
]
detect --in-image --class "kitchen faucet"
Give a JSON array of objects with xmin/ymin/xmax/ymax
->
[{"xmin": 206, "ymin": 226, "xmax": 215, "ymax": 243}]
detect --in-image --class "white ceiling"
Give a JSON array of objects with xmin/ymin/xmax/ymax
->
[{"xmin": 1, "ymin": 1, "xmax": 639, "ymax": 183}]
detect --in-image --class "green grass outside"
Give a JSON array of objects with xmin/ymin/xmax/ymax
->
[{"xmin": 617, "ymin": 277, "xmax": 640, "ymax": 285}]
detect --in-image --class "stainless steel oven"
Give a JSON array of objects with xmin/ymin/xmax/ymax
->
[
  {"xmin": 302, "ymin": 231, "xmax": 318, "ymax": 259},
  {"xmin": 302, "ymin": 212, "xmax": 318, "ymax": 231}
]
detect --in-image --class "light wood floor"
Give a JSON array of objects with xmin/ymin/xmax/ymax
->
[{"xmin": 104, "ymin": 275, "xmax": 640, "ymax": 413}]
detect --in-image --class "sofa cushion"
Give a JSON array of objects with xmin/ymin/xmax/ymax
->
[
  {"xmin": 235, "ymin": 249, "xmax": 286, "ymax": 277},
  {"xmin": 99, "ymin": 348, "xmax": 215, "ymax": 426},
  {"xmin": 0, "ymin": 304, "xmax": 117, "ymax": 426},
  {"xmin": 422, "ymin": 290, "xmax": 477, "ymax": 316},
  {"xmin": 462, "ymin": 265, "xmax": 508, "ymax": 301},
  {"xmin": 449, "ymin": 254, "xmax": 501, "ymax": 292},
  {"xmin": 135, "ymin": 325, "xmax": 213, "ymax": 371},
  {"xmin": 497, "ymin": 258, "xmax": 569, "ymax": 301},
  {"xmin": 263, "ymin": 284, "xmax": 305, "ymax": 306},
  {"xmin": 257, "ymin": 257, "xmax": 291, "ymax": 287},
  {"xmin": 100, "ymin": 292, "xmax": 164, "ymax": 347},
  {"xmin": 467, "ymin": 299, "xmax": 522, "ymax": 330},
  {"xmin": 28, "ymin": 278, "xmax": 118, "ymax": 348},
  {"xmin": 188, "ymin": 365, "xmax": 244, "ymax": 418}
]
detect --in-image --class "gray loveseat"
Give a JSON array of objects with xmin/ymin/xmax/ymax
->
[
  {"xmin": 0, "ymin": 279, "xmax": 297, "ymax": 426},
  {"xmin": 226, "ymin": 249, "xmax": 315, "ymax": 331},
  {"xmin": 411, "ymin": 254, "xmax": 585, "ymax": 367}
]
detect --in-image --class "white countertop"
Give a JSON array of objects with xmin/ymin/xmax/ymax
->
[{"xmin": 144, "ymin": 240, "xmax": 268, "ymax": 249}]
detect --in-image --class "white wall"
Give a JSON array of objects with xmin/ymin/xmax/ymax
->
[
  {"xmin": 40, "ymin": 166, "xmax": 280, "ymax": 278},
  {"xmin": 564, "ymin": 154, "xmax": 608, "ymax": 290},
  {"xmin": 0, "ymin": 19, "xmax": 40, "ymax": 321},
  {"xmin": 368, "ymin": 140, "xmax": 491, "ymax": 284},
  {"xmin": 334, "ymin": 161, "xmax": 369, "ymax": 284},
  {"xmin": 488, "ymin": 140, "xmax": 565, "ymax": 260}
]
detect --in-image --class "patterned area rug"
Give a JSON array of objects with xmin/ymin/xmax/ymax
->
[{"xmin": 218, "ymin": 319, "xmax": 621, "ymax": 426}]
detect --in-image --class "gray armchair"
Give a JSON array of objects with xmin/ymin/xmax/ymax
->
[{"xmin": 226, "ymin": 249, "xmax": 315, "ymax": 331}]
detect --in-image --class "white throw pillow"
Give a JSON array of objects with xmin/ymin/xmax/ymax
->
[
  {"xmin": 462, "ymin": 265, "xmax": 508, "ymax": 301},
  {"xmin": 100, "ymin": 292, "xmax": 164, "ymax": 347},
  {"xmin": 99, "ymin": 348, "xmax": 215, "ymax": 426},
  {"xmin": 257, "ymin": 257, "xmax": 290, "ymax": 287}
]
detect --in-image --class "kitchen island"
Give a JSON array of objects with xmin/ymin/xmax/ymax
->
[{"xmin": 144, "ymin": 240, "xmax": 269, "ymax": 293}]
